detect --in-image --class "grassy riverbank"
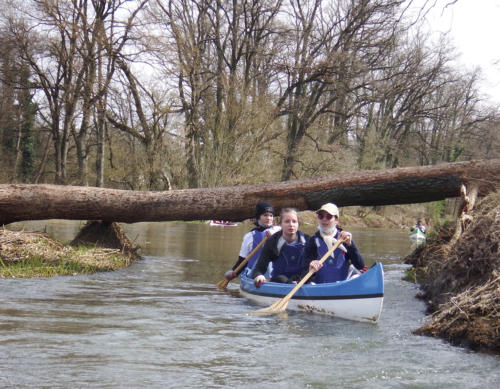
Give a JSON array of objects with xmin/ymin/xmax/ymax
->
[
  {"xmin": 405, "ymin": 190, "xmax": 500, "ymax": 353},
  {"xmin": 0, "ymin": 228, "xmax": 139, "ymax": 278}
]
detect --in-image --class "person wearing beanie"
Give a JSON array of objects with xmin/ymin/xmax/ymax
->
[
  {"xmin": 223, "ymin": 201, "xmax": 281, "ymax": 281},
  {"xmin": 303, "ymin": 203, "xmax": 366, "ymax": 283}
]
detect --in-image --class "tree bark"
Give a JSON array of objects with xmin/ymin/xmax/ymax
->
[{"xmin": 0, "ymin": 159, "xmax": 499, "ymax": 225}]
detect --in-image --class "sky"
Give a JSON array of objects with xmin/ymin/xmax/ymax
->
[{"xmin": 413, "ymin": 0, "xmax": 500, "ymax": 105}]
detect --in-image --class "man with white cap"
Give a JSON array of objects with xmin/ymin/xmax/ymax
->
[{"xmin": 304, "ymin": 202, "xmax": 366, "ymax": 283}]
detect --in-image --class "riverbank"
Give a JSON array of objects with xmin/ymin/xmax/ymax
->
[
  {"xmin": 0, "ymin": 225, "xmax": 140, "ymax": 278},
  {"xmin": 256, "ymin": 203, "xmax": 431, "ymax": 230},
  {"xmin": 404, "ymin": 190, "xmax": 500, "ymax": 353},
  {"xmin": 0, "ymin": 203, "xmax": 428, "ymax": 278}
]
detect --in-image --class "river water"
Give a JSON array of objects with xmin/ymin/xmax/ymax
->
[{"xmin": 1, "ymin": 221, "xmax": 498, "ymax": 388}]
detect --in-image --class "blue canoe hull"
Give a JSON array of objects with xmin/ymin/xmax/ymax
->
[{"xmin": 240, "ymin": 262, "xmax": 384, "ymax": 322}]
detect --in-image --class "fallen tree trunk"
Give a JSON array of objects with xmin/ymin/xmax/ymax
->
[{"xmin": 1, "ymin": 159, "xmax": 499, "ymax": 225}]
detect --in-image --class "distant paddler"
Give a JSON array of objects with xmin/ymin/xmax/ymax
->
[{"xmin": 411, "ymin": 220, "xmax": 427, "ymax": 234}]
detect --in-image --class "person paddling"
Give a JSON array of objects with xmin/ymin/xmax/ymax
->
[
  {"xmin": 224, "ymin": 201, "xmax": 280, "ymax": 281},
  {"xmin": 305, "ymin": 203, "xmax": 366, "ymax": 283},
  {"xmin": 250, "ymin": 208, "xmax": 309, "ymax": 287},
  {"xmin": 412, "ymin": 220, "xmax": 426, "ymax": 233}
]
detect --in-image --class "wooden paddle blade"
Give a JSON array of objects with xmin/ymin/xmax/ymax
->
[
  {"xmin": 251, "ymin": 299, "xmax": 289, "ymax": 315},
  {"xmin": 216, "ymin": 279, "xmax": 229, "ymax": 288},
  {"xmin": 251, "ymin": 304, "xmax": 288, "ymax": 316}
]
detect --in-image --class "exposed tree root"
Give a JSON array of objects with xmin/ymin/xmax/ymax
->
[{"xmin": 71, "ymin": 221, "xmax": 140, "ymax": 258}]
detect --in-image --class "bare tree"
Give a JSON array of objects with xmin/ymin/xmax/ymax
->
[
  {"xmin": 355, "ymin": 29, "xmax": 497, "ymax": 170},
  {"xmin": 3, "ymin": 1, "xmax": 94, "ymax": 183},
  {"xmin": 106, "ymin": 55, "xmax": 176, "ymax": 190},
  {"xmin": 150, "ymin": 0, "xmax": 283, "ymax": 187},
  {"xmin": 2, "ymin": 0, "xmax": 498, "ymax": 191},
  {"xmin": 274, "ymin": 0, "xmax": 408, "ymax": 180},
  {"xmin": 3, "ymin": 0, "xmax": 148, "ymax": 185},
  {"xmin": 73, "ymin": 0, "xmax": 148, "ymax": 186}
]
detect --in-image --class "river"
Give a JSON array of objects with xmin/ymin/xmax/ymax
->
[{"xmin": 1, "ymin": 221, "xmax": 498, "ymax": 388}]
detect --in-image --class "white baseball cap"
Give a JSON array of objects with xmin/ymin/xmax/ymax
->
[{"xmin": 316, "ymin": 203, "xmax": 339, "ymax": 217}]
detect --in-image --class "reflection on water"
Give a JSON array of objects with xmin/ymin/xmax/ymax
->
[
  {"xmin": 124, "ymin": 222, "xmax": 248, "ymax": 283},
  {"xmin": 1, "ymin": 221, "xmax": 498, "ymax": 388}
]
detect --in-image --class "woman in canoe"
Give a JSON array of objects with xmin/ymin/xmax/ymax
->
[
  {"xmin": 223, "ymin": 200, "xmax": 281, "ymax": 281},
  {"xmin": 305, "ymin": 203, "xmax": 366, "ymax": 283},
  {"xmin": 250, "ymin": 208, "xmax": 309, "ymax": 287}
]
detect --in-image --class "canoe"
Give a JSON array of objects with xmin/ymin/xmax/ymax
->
[
  {"xmin": 210, "ymin": 220, "xmax": 238, "ymax": 227},
  {"xmin": 240, "ymin": 262, "xmax": 384, "ymax": 322},
  {"xmin": 409, "ymin": 228, "xmax": 426, "ymax": 241}
]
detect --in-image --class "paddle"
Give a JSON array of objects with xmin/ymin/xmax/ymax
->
[
  {"xmin": 251, "ymin": 237, "xmax": 347, "ymax": 316},
  {"xmin": 216, "ymin": 235, "xmax": 269, "ymax": 288}
]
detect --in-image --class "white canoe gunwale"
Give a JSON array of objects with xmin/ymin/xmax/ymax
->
[{"xmin": 240, "ymin": 262, "xmax": 384, "ymax": 323}]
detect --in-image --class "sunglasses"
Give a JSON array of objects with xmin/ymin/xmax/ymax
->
[{"xmin": 317, "ymin": 213, "xmax": 334, "ymax": 220}]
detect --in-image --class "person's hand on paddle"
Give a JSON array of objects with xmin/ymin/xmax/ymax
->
[
  {"xmin": 338, "ymin": 231, "xmax": 352, "ymax": 246},
  {"xmin": 254, "ymin": 275, "xmax": 266, "ymax": 288},
  {"xmin": 332, "ymin": 237, "xmax": 348, "ymax": 253},
  {"xmin": 224, "ymin": 269, "xmax": 236, "ymax": 281},
  {"xmin": 309, "ymin": 260, "xmax": 323, "ymax": 273},
  {"xmin": 265, "ymin": 225, "xmax": 282, "ymax": 237}
]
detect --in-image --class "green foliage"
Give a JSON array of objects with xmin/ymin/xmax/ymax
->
[
  {"xmin": 447, "ymin": 144, "xmax": 464, "ymax": 162},
  {"xmin": 403, "ymin": 267, "xmax": 417, "ymax": 283},
  {"xmin": 427, "ymin": 200, "xmax": 446, "ymax": 227},
  {"xmin": 357, "ymin": 125, "xmax": 388, "ymax": 170},
  {"xmin": 0, "ymin": 255, "xmax": 98, "ymax": 278},
  {"xmin": 2, "ymin": 125, "xmax": 16, "ymax": 151}
]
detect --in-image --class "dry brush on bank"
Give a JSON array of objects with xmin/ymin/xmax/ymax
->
[
  {"xmin": 0, "ymin": 227, "xmax": 139, "ymax": 278},
  {"xmin": 405, "ymin": 190, "xmax": 500, "ymax": 352}
]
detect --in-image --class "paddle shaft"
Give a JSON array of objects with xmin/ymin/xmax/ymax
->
[
  {"xmin": 232, "ymin": 235, "xmax": 268, "ymax": 275},
  {"xmin": 216, "ymin": 235, "xmax": 269, "ymax": 287}
]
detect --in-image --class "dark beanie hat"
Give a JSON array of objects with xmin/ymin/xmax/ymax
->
[{"xmin": 255, "ymin": 200, "xmax": 274, "ymax": 219}]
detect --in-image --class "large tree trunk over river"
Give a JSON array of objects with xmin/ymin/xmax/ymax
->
[{"xmin": 1, "ymin": 159, "xmax": 499, "ymax": 225}]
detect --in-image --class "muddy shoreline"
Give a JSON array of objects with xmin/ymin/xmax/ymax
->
[{"xmin": 405, "ymin": 190, "xmax": 499, "ymax": 353}]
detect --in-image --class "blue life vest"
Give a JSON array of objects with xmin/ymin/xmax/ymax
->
[
  {"xmin": 313, "ymin": 233, "xmax": 349, "ymax": 283},
  {"xmin": 270, "ymin": 232, "xmax": 307, "ymax": 278},
  {"xmin": 247, "ymin": 229, "xmax": 267, "ymax": 269}
]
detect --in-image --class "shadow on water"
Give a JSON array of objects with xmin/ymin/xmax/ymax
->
[{"xmin": 2, "ymin": 221, "xmax": 498, "ymax": 388}]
